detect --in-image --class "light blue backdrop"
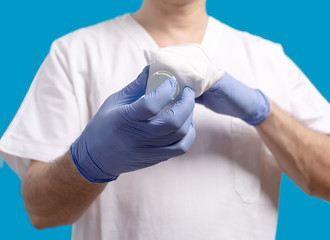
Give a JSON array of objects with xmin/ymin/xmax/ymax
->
[{"xmin": 0, "ymin": 0, "xmax": 329, "ymax": 239}]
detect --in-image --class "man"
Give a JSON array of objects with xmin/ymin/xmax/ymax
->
[{"xmin": 1, "ymin": 0, "xmax": 330, "ymax": 239}]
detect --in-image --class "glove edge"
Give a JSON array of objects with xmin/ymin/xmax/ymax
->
[{"xmin": 69, "ymin": 144, "xmax": 119, "ymax": 183}]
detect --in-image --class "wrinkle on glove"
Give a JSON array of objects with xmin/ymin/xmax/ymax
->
[
  {"xmin": 196, "ymin": 73, "xmax": 270, "ymax": 126},
  {"xmin": 70, "ymin": 67, "xmax": 196, "ymax": 183},
  {"xmin": 144, "ymin": 44, "xmax": 225, "ymax": 97}
]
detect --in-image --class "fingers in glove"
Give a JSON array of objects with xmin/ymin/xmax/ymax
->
[
  {"xmin": 140, "ymin": 111, "xmax": 194, "ymax": 146},
  {"xmin": 164, "ymin": 120, "xmax": 196, "ymax": 157},
  {"xmin": 118, "ymin": 66, "xmax": 150, "ymax": 104},
  {"xmin": 147, "ymin": 86, "xmax": 195, "ymax": 136},
  {"xmin": 127, "ymin": 78, "xmax": 177, "ymax": 120},
  {"xmin": 139, "ymin": 121, "xmax": 196, "ymax": 162}
]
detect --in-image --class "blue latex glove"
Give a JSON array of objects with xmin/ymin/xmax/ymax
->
[
  {"xmin": 196, "ymin": 73, "xmax": 270, "ymax": 126},
  {"xmin": 70, "ymin": 66, "xmax": 196, "ymax": 183}
]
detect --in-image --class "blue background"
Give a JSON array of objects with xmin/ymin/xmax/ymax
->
[{"xmin": 0, "ymin": 0, "xmax": 329, "ymax": 239}]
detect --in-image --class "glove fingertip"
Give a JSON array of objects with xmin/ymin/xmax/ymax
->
[{"xmin": 136, "ymin": 65, "xmax": 150, "ymax": 85}]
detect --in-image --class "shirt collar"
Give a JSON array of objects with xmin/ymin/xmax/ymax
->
[{"xmin": 116, "ymin": 13, "xmax": 222, "ymax": 60}]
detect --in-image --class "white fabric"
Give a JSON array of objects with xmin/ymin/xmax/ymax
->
[
  {"xmin": 144, "ymin": 44, "xmax": 225, "ymax": 97},
  {"xmin": 1, "ymin": 13, "xmax": 330, "ymax": 240}
]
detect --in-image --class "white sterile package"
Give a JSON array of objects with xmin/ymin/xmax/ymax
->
[{"xmin": 144, "ymin": 43, "xmax": 225, "ymax": 98}]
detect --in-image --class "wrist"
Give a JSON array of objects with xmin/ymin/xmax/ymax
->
[
  {"xmin": 60, "ymin": 151, "xmax": 107, "ymax": 188},
  {"xmin": 256, "ymin": 100, "xmax": 277, "ymax": 130}
]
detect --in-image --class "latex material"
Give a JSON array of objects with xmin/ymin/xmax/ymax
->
[
  {"xmin": 196, "ymin": 73, "xmax": 270, "ymax": 126},
  {"xmin": 70, "ymin": 66, "xmax": 196, "ymax": 183},
  {"xmin": 144, "ymin": 43, "xmax": 225, "ymax": 97}
]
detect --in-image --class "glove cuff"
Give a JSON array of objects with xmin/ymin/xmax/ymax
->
[
  {"xmin": 70, "ymin": 136, "xmax": 119, "ymax": 183},
  {"xmin": 243, "ymin": 90, "xmax": 270, "ymax": 126}
]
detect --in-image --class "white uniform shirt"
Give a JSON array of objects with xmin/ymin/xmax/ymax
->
[{"xmin": 1, "ymin": 14, "xmax": 330, "ymax": 240}]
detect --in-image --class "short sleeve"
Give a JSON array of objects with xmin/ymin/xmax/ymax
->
[
  {"xmin": 0, "ymin": 41, "xmax": 81, "ymax": 178},
  {"xmin": 286, "ymin": 55, "xmax": 330, "ymax": 134}
]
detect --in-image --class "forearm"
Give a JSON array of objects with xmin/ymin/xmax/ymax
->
[
  {"xmin": 256, "ymin": 101, "xmax": 330, "ymax": 201},
  {"xmin": 21, "ymin": 151, "xmax": 107, "ymax": 229}
]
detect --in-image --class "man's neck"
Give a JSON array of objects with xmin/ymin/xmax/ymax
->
[{"xmin": 132, "ymin": 0, "xmax": 208, "ymax": 47}]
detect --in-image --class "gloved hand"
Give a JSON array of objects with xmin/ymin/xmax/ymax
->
[
  {"xmin": 196, "ymin": 73, "xmax": 270, "ymax": 126},
  {"xmin": 70, "ymin": 66, "xmax": 196, "ymax": 183}
]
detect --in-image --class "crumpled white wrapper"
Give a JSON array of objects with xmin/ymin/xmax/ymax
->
[{"xmin": 144, "ymin": 43, "xmax": 225, "ymax": 97}]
